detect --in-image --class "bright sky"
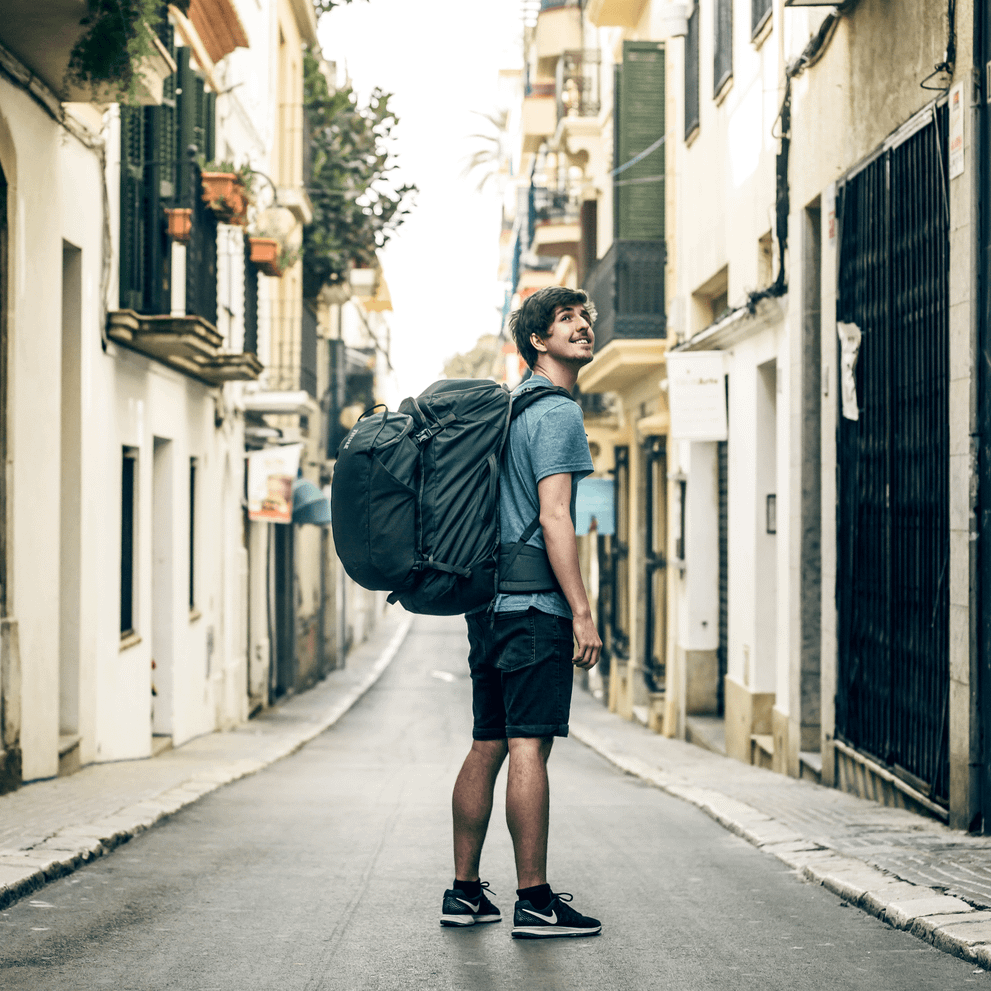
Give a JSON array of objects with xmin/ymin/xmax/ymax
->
[{"xmin": 317, "ymin": 0, "xmax": 522, "ymax": 400}]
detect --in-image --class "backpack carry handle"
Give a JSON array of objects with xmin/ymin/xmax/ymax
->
[{"xmin": 357, "ymin": 403, "xmax": 388, "ymax": 421}]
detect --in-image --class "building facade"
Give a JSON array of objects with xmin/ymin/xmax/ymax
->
[{"xmin": 0, "ymin": 0, "xmax": 389, "ymax": 793}]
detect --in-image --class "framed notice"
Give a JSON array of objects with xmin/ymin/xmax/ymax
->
[{"xmin": 667, "ymin": 351, "xmax": 727, "ymax": 441}]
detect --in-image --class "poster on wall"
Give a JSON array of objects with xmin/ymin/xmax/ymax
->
[
  {"xmin": 667, "ymin": 351, "xmax": 727, "ymax": 441},
  {"xmin": 575, "ymin": 478, "xmax": 615, "ymax": 536},
  {"xmin": 247, "ymin": 443, "xmax": 303, "ymax": 523}
]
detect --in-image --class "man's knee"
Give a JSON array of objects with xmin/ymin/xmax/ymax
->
[
  {"xmin": 469, "ymin": 738, "xmax": 509, "ymax": 766},
  {"xmin": 507, "ymin": 735, "xmax": 554, "ymax": 762}
]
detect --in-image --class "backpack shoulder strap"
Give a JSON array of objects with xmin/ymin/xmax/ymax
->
[
  {"xmin": 497, "ymin": 386, "xmax": 578, "ymax": 595},
  {"xmin": 509, "ymin": 384, "xmax": 575, "ymax": 422}
]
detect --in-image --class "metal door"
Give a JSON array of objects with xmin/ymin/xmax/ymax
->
[{"xmin": 835, "ymin": 105, "xmax": 950, "ymax": 806}]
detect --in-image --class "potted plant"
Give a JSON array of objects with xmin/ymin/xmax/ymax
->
[
  {"xmin": 165, "ymin": 207, "xmax": 193, "ymax": 244},
  {"xmin": 249, "ymin": 236, "xmax": 280, "ymax": 275},
  {"xmin": 65, "ymin": 0, "xmax": 185, "ymax": 105},
  {"xmin": 199, "ymin": 161, "xmax": 253, "ymax": 226}
]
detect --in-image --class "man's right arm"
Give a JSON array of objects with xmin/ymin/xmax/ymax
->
[{"xmin": 537, "ymin": 471, "xmax": 601, "ymax": 670}]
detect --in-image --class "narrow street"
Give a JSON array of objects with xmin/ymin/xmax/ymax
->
[{"xmin": 0, "ymin": 616, "xmax": 984, "ymax": 990}]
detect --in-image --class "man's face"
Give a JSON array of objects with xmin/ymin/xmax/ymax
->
[{"xmin": 533, "ymin": 304, "xmax": 595, "ymax": 368}]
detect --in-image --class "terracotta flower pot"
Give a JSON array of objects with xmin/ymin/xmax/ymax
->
[
  {"xmin": 164, "ymin": 207, "xmax": 192, "ymax": 244},
  {"xmin": 249, "ymin": 237, "xmax": 281, "ymax": 276},
  {"xmin": 201, "ymin": 172, "xmax": 248, "ymax": 226}
]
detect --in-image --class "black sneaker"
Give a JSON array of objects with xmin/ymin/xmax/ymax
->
[
  {"xmin": 511, "ymin": 892, "xmax": 601, "ymax": 939},
  {"xmin": 440, "ymin": 882, "xmax": 502, "ymax": 927}
]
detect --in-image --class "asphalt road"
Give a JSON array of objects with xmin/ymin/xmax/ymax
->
[{"xmin": 0, "ymin": 616, "xmax": 986, "ymax": 990}]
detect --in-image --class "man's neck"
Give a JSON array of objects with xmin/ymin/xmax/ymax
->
[{"xmin": 530, "ymin": 358, "xmax": 578, "ymax": 391}]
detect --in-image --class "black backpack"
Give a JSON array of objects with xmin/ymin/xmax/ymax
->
[{"xmin": 331, "ymin": 378, "xmax": 575, "ymax": 615}]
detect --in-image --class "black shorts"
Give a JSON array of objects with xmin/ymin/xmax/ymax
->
[{"xmin": 466, "ymin": 608, "xmax": 575, "ymax": 740}]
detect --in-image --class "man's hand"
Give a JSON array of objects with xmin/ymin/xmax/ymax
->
[{"xmin": 571, "ymin": 613, "xmax": 601, "ymax": 670}]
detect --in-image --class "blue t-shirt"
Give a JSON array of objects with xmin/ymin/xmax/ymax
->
[{"xmin": 494, "ymin": 375, "xmax": 593, "ymax": 618}]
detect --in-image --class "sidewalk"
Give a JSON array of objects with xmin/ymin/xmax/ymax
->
[
  {"xmin": 0, "ymin": 607, "xmax": 413, "ymax": 911},
  {"xmin": 569, "ymin": 686, "xmax": 991, "ymax": 969}
]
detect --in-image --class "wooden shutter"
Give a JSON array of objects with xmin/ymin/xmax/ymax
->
[
  {"xmin": 175, "ymin": 48, "xmax": 215, "ymax": 202},
  {"xmin": 615, "ymin": 41, "xmax": 665, "ymax": 242},
  {"xmin": 119, "ymin": 106, "xmax": 147, "ymax": 311}
]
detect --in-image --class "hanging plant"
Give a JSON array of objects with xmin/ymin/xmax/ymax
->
[
  {"xmin": 199, "ymin": 160, "xmax": 253, "ymax": 226},
  {"xmin": 67, "ymin": 0, "xmax": 189, "ymax": 103}
]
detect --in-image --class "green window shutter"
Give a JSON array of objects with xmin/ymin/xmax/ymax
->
[
  {"xmin": 612, "ymin": 62, "xmax": 621, "ymax": 242},
  {"xmin": 119, "ymin": 106, "xmax": 146, "ymax": 311},
  {"xmin": 615, "ymin": 40, "xmax": 665, "ymax": 242}
]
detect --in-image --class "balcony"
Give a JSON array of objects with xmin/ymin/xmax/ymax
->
[
  {"xmin": 530, "ymin": 187, "xmax": 581, "ymax": 256},
  {"xmin": 0, "ymin": 1, "xmax": 176, "ymax": 104},
  {"xmin": 579, "ymin": 240, "xmax": 668, "ymax": 394},
  {"xmin": 522, "ymin": 81, "xmax": 557, "ymax": 153},
  {"xmin": 535, "ymin": 0, "xmax": 582, "ymax": 62},
  {"xmin": 107, "ymin": 311, "xmax": 263, "ymax": 386},
  {"xmin": 556, "ymin": 50, "xmax": 601, "ymax": 123},
  {"xmin": 584, "ymin": 0, "xmax": 649, "ymax": 28}
]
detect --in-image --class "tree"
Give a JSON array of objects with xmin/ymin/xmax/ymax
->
[
  {"xmin": 302, "ymin": 50, "xmax": 416, "ymax": 298},
  {"xmin": 460, "ymin": 108, "xmax": 511, "ymax": 193}
]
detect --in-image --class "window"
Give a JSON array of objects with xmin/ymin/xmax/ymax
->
[
  {"xmin": 691, "ymin": 265, "xmax": 729, "ymax": 331},
  {"xmin": 121, "ymin": 448, "xmax": 138, "ymax": 637},
  {"xmin": 714, "ymin": 0, "xmax": 733, "ymax": 96},
  {"xmin": 189, "ymin": 457, "xmax": 197, "ymax": 612},
  {"xmin": 752, "ymin": 0, "xmax": 772, "ymax": 38},
  {"xmin": 118, "ymin": 44, "xmax": 216, "ymax": 317},
  {"xmin": 684, "ymin": 0, "xmax": 700, "ymax": 139}
]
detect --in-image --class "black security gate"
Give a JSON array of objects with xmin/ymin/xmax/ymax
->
[
  {"xmin": 600, "ymin": 446, "xmax": 630, "ymax": 667},
  {"xmin": 835, "ymin": 105, "xmax": 950, "ymax": 806},
  {"xmin": 717, "ymin": 438, "xmax": 728, "ymax": 717},
  {"xmin": 643, "ymin": 437, "xmax": 666, "ymax": 693}
]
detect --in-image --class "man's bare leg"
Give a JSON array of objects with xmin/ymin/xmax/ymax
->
[
  {"xmin": 505, "ymin": 736, "xmax": 554, "ymax": 889},
  {"xmin": 452, "ymin": 739, "xmax": 508, "ymax": 881}
]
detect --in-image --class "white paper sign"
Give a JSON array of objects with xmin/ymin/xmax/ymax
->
[
  {"xmin": 949, "ymin": 82, "xmax": 964, "ymax": 180},
  {"xmin": 667, "ymin": 351, "xmax": 727, "ymax": 441},
  {"xmin": 837, "ymin": 322, "xmax": 862, "ymax": 421}
]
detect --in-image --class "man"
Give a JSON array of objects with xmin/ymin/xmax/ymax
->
[{"xmin": 440, "ymin": 286, "xmax": 602, "ymax": 939}]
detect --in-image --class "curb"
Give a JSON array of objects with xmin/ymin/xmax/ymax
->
[
  {"xmin": 0, "ymin": 614, "xmax": 413, "ymax": 912},
  {"xmin": 569, "ymin": 717, "xmax": 991, "ymax": 970}
]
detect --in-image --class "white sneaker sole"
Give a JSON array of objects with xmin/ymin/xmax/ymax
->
[
  {"xmin": 440, "ymin": 914, "xmax": 502, "ymax": 927},
  {"xmin": 511, "ymin": 924, "xmax": 601, "ymax": 939}
]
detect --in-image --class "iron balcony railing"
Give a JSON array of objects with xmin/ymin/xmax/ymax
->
[
  {"xmin": 531, "ymin": 186, "xmax": 581, "ymax": 226},
  {"xmin": 557, "ymin": 50, "xmax": 601, "ymax": 123},
  {"xmin": 583, "ymin": 240, "xmax": 666, "ymax": 350}
]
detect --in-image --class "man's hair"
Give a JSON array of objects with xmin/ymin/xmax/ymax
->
[{"xmin": 509, "ymin": 286, "xmax": 596, "ymax": 370}]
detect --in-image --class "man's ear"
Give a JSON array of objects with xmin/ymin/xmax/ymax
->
[{"xmin": 530, "ymin": 333, "xmax": 547, "ymax": 354}]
